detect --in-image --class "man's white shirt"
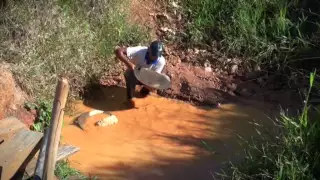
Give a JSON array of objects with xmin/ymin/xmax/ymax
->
[{"xmin": 126, "ymin": 46, "xmax": 165, "ymax": 73}]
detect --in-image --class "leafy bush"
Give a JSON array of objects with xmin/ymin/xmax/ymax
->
[{"xmin": 25, "ymin": 101, "xmax": 52, "ymax": 132}]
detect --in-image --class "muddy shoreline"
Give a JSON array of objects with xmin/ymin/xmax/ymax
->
[{"xmin": 97, "ymin": 57, "xmax": 303, "ymax": 115}]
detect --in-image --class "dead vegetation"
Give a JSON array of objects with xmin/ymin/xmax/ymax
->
[{"xmin": 0, "ymin": 0, "xmax": 150, "ymax": 101}]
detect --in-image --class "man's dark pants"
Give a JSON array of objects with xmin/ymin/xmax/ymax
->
[{"xmin": 124, "ymin": 69, "xmax": 150, "ymax": 100}]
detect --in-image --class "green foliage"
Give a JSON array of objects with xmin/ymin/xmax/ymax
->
[
  {"xmin": 25, "ymin": 101, "xmax": 52, "ymax": 132},
  {"xmin": 180, "ymin": 0, "xmax": 319, "ymax": 66},
  {"xmin": 219, "ymin": 71, "xmax": 320, "ymax": 179},
  {"xmin": 0, "ymin": 0, "xmax": 149, "ymax": 100},
  {"xmin": 55, "ymin": 161, "xmax": 95, "ymax": 180}
]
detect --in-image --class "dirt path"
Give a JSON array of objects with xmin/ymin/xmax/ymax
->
[{"xmin": 61, "ymin": 86, "xmax": 276, "ymax": 180}]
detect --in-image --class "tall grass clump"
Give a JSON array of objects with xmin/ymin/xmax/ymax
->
[
  {"xmin": 0, "ymin": 0, "xmax": 149, "ymax": 100},
  {"xmin": 218, "ymin": 71, "xmax": 320, "ymax": 179},
  {"xmin": 180, "ymin": 0, "xmax": 320, "ymax": 66},
  {"xmin": 55, "ymin": 160, "xmax": 95, "ymax": 180}
]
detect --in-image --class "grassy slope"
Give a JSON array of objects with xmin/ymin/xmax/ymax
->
[
  {"xmin": 180, "ymin": 0, "xmax": 320, "ymax": 67},
  {"xmin": 218, "ymin": 72, "xmax": 320, "ymax": 179},
  {"xmin": 0, "ymin": 0, "xmax": 149, "ymax": 101}
]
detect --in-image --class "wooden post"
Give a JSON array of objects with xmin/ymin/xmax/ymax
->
[
  {"xmin": 43, "ymin": 77, "xmax": 69, "ymax": 180},
  {"xmin": 33, "ymin": 129, "xmax": 49, "ymax": 179}
]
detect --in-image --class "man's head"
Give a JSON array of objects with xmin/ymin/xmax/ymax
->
[{"xmin": 148, "ymin": 40, "xmax": 163, "ymax": 62}]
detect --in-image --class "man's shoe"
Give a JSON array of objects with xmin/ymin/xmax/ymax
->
[
  {"xmin": 139, "ymin": 87, "xmax": 150, "ymax": 97},
  {"xmin": 123, "ymin": 99, "xmax": 136, "ymax": 109}
]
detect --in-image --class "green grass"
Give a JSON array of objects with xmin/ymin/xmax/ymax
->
[
  {"xmin": 217, "ymin": 71, "xmax": 320, "ymax": 179},
  {"xmin": 0, "ymin": 0, "xmax": 150, "ymax": 101},
  {"xmin": 55, "ymin": 160, "xmax": 96, "ymax": 180},
  {"xmin": 55, "ymin": 161, "xmax": 83, "ymax": 180},
  {"xmin": 179, "ymin": 0, "xmax": 320, "ymax": 66}
]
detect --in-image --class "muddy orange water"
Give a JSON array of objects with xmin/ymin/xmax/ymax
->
[{"xmin": 61, "ymin": 86, "xmax": 275, "ymax": 180}]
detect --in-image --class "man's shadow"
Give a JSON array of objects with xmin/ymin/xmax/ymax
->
[{"xmin": 82, "ymin": 83, "xmax": 147, "ymax": 112}]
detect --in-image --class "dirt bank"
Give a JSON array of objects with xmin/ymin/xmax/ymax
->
[
  {"xmin": 98, "ymin": 0, "xmax": 303, "ymax": 114},
  {"xmin": 0, "ymin": 63, "xmax": 35, "ymax": 126}
]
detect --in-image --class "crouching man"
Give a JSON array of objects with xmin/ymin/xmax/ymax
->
[{"xmin": 114, "ymin": 40, "xmax": 166, "ymax": 105}]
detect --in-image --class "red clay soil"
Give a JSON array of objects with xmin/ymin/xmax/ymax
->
[
  {"xmin": 4, "ymin": 108, "xmax": 37, "ymax": 127},
  {"xmin": 159, "ymin": 60, "xmax": 236, "ymax": 106},
  {"xmin": 100, "ymin": 55, "xmax": 302, "ymax": 113},
  {"xmin": 0, "ymin": 63, "xmax": 36, "ymax": 127},
  {"xmin": 129, "ymin": 0, "xmax": 159, "ymax": 39},
  {"xmin": 158, "ymin": 58, "xmax": 302, "ymax": 111}
]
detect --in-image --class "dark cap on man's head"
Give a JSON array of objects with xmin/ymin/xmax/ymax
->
[{"xmin": 149, "ymin": 40, "xmax": 163, "ymax": 57}]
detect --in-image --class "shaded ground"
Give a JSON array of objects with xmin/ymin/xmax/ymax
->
[{"xmin": 62, "ymin": 85, "xmax": 277, "ymax": 180}]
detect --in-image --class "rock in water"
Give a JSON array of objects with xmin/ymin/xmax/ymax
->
[{"xmin": 95, "ymin": 115, "xmax": 119, "ymax": 127}]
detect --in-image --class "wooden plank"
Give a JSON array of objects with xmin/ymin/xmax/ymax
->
[
  {"xmin": 23, "ymin": 145, "xmax": 80, "ymax": 179},
  {"xmin": 10, "ymin": 136, "xmax": 41, "ymax": 180},
  {"xmin": 0, "ymin": 129, "xmax": 42, "ymax": 180},
  {"xmin": 0, "ymin": 117, "xmax": 27, "ymax": 142},
  {"xmin": 22, "ymin": 151, "xmax": 40, "ymax": 179},
  {"xmin": 56, "ymin": 145, "xmax": 80, "ymax": 160}
]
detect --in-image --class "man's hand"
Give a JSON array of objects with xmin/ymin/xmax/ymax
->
[{"xmin": 129, "ymin": 63, "xmax": 135, "ymax": 71}]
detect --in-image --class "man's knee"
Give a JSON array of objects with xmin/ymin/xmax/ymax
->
[
  {"xmin": 124, "ymin": 69, "xmax": 137, "ymax": 82},
  {"xmin": 124, "ymin": 69, "xmax": 131, "ymax": 79}
]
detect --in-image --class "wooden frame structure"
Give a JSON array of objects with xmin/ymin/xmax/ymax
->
[{"xmin": 0, "ymin": 77, "xmax": 79, "ymax": 180}]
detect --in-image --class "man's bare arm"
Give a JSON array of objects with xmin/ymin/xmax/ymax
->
[{"xmin": 114, "ymin": 47, "xmax": 135, "ymax": 70}]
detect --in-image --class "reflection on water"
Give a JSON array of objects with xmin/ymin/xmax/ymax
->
[{"xmin": 62, "ymin": 85, "xmax": 276, "ymax": 180}]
